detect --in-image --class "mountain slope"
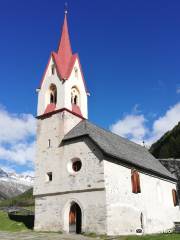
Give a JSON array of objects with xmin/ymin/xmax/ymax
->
[
  {"xmin": 150, "ymin": 122, "xmax": 180, "ymax": 158},
  {"xmin": 0, "ymin": 188, "xmax": 34, "ymax": 207},
  {"xmin": 0, "ymin": 169, "xmax": 33, "ymax": 199}
]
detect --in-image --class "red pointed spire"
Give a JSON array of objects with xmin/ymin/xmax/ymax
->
[
  {"xmin": 57, "ymin": 13, "xmax": 73, "ymax": 78},
  {"xmin": 40, "ymin": 12, "xmax": 88, "ymax": 93}
]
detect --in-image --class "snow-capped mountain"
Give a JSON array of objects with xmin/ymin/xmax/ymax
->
[
  {"xmin": 7, "ymin": 172, "xmax": 34, "ymax": 186},
  {"xmin": 0, "ymin": 168, "xmax": 34, "ymax": 200},
  {"xmin": 0, "ymin": 168, "xmax": 8, "ymax": 178}
]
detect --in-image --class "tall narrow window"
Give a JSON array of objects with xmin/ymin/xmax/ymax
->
[
  {"xmin": 131, "ymin": 169, "xmax": 141, "ymax": 194},
  {"xmin": 172, "ymin": 189, "xmax": 178, "ymax": 206},
  {"xmin": 71, "ymin": 87, "xmax": 80, "ymax": 106},
  {"xmin": 48, "ymin": 139, "xmax": 51, "ymax": 148},
  {"xmin": 74, "ymin": 67, "xmax": 78, "ymax": 78},
  {"xmin": 140, "ymin": 212, "xmax": 144, "ymax": 229},
  {"xmin": 50, "ymin": 93, "xmax": 54, "ymax": 103},
  {"xmin": 51, "ymin": 65, "xmax": 55, "ymax": 75},
  {"xmin": 74, "ymin": 95, "xmax": 78, "ymax": 105},
  {"xmin": 46, "ymin": 172, "xmax": 52, "ymax": 182}
]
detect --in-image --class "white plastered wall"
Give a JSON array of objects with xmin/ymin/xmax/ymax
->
[{"xmin": 104, "ymin": 160, "xmax": 180, "ymax": 235}]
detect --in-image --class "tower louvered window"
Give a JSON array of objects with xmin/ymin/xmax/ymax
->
[
  {"xmin": 172, "ymin": 189, "xmax": 178, "ymax": 206},
  {"xmin": 49, "ymin": 84, "xmax": 57, "ymax": 104},
  {"xmin": 131, "ymin": 169, "xmax": 141, "ymax": 194},
  {"xmin": 71, "ymin": 87, "xmax": 80, "ymax": 106}
]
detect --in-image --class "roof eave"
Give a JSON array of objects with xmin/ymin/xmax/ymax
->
[
  {"xmin": 36, "ymin": 108, "xmax": 86, "ymax": 120},
  {"xmin": 62, "ymin": 134, "xmax": 177, "ymax": 182},
  {"xmin": 103, "ymin": 152, "xmax": 177, "ymax": 182}
]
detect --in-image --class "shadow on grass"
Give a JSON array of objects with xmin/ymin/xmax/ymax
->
[{"xmin": 8, "ymin": 213, "xmax": 34, "ymax": 229}]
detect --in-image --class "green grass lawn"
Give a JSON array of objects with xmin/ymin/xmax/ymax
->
[
  {"xmin": 0, "ymin": 210, "xmax": 179, "ymax": 239},
  {"xmin": 110, "ymin": 234, "xmax": 180, "ymax": 240},
  {"xmin": 0, "ymin": 211, "xmax": 30, "ymax": 232},
  {"xmin": 85, "ymin": 233, "xmax": 180, "ymax": 240}
]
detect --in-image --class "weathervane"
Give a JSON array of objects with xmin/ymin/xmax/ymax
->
[{"xmin": 64, "ymin": 2, "xmax": 68, "ymax": 14}]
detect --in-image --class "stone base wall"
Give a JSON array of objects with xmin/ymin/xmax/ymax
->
[{"xmin": 34, "ymin": 190, "xmax": 106, "ymax": 234}]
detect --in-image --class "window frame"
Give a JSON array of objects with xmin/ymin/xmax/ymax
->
[
  {"xmin": 51, "ymin": 64, "xmax": 55, "ymax": 75},
  {"xmin": 49, "ymin": 84, "xmax": 57, "ymax": 104},
  {"xmin": 46, "ymin": 172, "xmax": 52, "ymax": 182},
  {"xmin": 172, "ymin": 189, "xmax": 178, "ymax": 206},
  {"xmin": 131, "ymin": 169, "xmax": 141, "ymax": 194}
]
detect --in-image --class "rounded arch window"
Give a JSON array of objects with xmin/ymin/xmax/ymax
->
[
  {"xmin": 49, "ymin": 84, "xmax": 57, "ymax": 104},
  {"xmin": 156, "ymin": 181, "xmax": 163, "ymax": 203},
  {"xmin": 71, "ymin": 87, "xmax": 80, "ymax": 106},
  {"xmin": 67, "ymin": 158, "xmax": 82, "ymax": 174}
]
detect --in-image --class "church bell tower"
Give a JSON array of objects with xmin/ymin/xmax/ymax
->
[{"xmin": 34, "ymin": 12, "xmax": 89, "ymax": 211}]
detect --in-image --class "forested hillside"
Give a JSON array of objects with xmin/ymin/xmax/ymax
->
[{"xmin": 150, "ymin": 122, "xmax": 180, "ymax": 158}]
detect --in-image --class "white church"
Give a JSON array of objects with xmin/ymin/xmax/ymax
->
[{"xmin": 34, "ymin": 13, "xmax": 180, "ymax": 235}]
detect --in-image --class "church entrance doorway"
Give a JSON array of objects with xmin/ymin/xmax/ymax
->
[{"xmin": 69, "ymin": 202, "xmax": 82, "ymax": 234}]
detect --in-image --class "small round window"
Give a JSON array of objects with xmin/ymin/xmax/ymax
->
[
  {"xmin": 67, "ymin": 158, "xmax": 82, "ymax": 174},
  {"xmin": 72, "ymin": 160, "xmax": 82, "ymax": 172}
]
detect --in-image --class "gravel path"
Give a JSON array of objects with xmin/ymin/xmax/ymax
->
[{"xmin": 0, "ymin": 231, "xmax": 98, "ymax": 240}]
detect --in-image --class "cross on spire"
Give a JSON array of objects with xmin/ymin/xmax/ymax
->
[{"xmin": 64, "ymin": 2, "xmax": 68, "ymax": 15}]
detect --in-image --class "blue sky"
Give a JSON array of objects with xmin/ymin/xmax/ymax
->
[{"xmin": 0, "ymin": 0, "xmax": 180, "ymax": 174}]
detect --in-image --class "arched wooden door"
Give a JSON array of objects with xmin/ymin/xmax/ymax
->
[{"xmin": 69, "ymin": 202, "xmax": 82, "ymax": 234}]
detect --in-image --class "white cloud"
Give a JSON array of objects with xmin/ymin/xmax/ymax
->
[
  {"xmin": 110, "ymin": 102, "xmax": 180, "ymax": 147},
  {"xmin": 0, "ymin": 108, "xmax": 36, "ymax": 144},
  {"xmin": 147, "ymin": 102, "xmax": 180, "ymax": 145},
  {"xmin": 0, "ymin": 142, "xmax": 35, "ymax": 166},
  {"xmin": 0, "ymin": 106, "xmax": 36, "ymax": 166},
  {"xmin": 110, "ymin": 114, "xmax": 148, "ymax": 144},
  {"xmin": 132, "ymin": 104, "xmax": 141, "ymax": 114},
  {"xmin": 177, "ymin": 86, "xmax": 180, "ymax": 94}
]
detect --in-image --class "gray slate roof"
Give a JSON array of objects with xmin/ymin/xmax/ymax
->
[{"xmin": 63, "ymin": 120, "xmax": 176, "ymax": 181}]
